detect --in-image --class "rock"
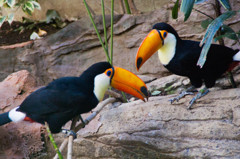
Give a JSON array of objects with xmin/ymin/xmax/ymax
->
[
  {"xmin": 138, "ymin": 74, "xmax": 157, "ymax": 83},
  {"xmin": 1, "ymin": 71, "xmax": 240, "ymax": 158},
  {"xmin": 146, "ymin": 71, "xmax": 240, "ymax": 94},
  {"xmin": 0, "ymin": 70, "xmax": 45, "ymax": 159},
  {"xmin": 113, "ymin": 14, "xmax": 136, "ymax": 35},
  {"xmin": 1, "ymin": 1, "xmax": 239, "ymax": 85},
  {"xmin": 53, "ymin": 88, "xmax": 240, "ymax": 159},
  {"xmin": 146, "ymin": 74, "xmax": 188, "ymax": 93}
]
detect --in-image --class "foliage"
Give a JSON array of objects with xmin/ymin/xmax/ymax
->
[
  {"xmin": 198, "ymin": 10, "xmax": 237, "ymax": 67},
  {"xmin": 172, "ymin": 0, "xmax": 240, "ymax": 67},
  {"xmin": 83, "ymin": 0, "xmax": 114, "ymax": 65},
  {"xmin": 84, "ymin": 0, "xmax": 128, "ymax": 102},
  {"xmin": 14, "ymin": 9, "xmax": 65, "ymax": 36},
  {"xmin": 0, "ymin": 0, "xmax": 41, "ymax": 27}
]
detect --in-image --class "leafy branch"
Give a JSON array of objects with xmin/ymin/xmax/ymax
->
[
  {"xmin": 0, "ymin": 0, "xmax": 41, "ymax": 27},
  {"xmin": 172, "ymin": 0, "xmax": 239, "ymax": 68},
  {"xmin": 83, "ymin": 0, "xmax": 112, "ymax": 64},
  {"xmin": 198, "ymin": 10, "xmax": 236, "ymax": 67}
]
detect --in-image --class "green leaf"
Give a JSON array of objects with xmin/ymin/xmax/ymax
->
[
  {"xmin": 180, "ymin": 0, "xmax": 195, "ymax": 21},
  {"xmin": 7, "ymin": 0, "xmax": 15, "ymax": 8},
  {"xmin": 7, "ymin": 13, "xmax": 14, "ymax": 24},
  {"xmin": 151, "ymin": 90, "xmax": 161, "ymax": 96},
  {"xmin": 197, "ymin": 11, "xmax": 236, "ymax": 67},
  {"xmin": 22, "ymin": 6, "xmax": 32, "ymax": 15},
  {"xmin": 172, "ymin": 0, "xmax": 179, "ymax": 19},
  {"xmin": 215, "ymin": 33, "xmax": 238, "ymax": 41},
  {"xmin": 14, "ymin": 2, "xmax": 21, "ymax": 7},
  {"xmin": 22, "ymin": 16, "xmax": 34, "ymax": 23},
  {"xmin": 201, "ymin": 19, "xmax": 213, "ymax": 29},
  {"xmin": 0, "ymin": 16, "xmax": 6, "ymax": 27},
  {"xmin": 218, "ymin": 0, "xmax": 231, "ymax": 11},
  {"xmin": 25, "ymin": 1, "xmax": 34, "ymax": 13},
  {"xmin": 220, "ymin": 24, "xmax": 235, "ymax": 34},
  {"xmin": 195, "ymin": 0, "xmax": 208, "ymax": 4},
  {"xmin": 237, "ymin": 30, "xmax": 240, "ymax": 38},
  {"xmin": 0, "ymin": 0, "xmax": 5, "ymax": 7},
  {"xmin": 214, "ymin": 25, "xmax": 238, "ymax": 41},
  {"xmin": 31, "ymin": 1, "xmax": 41, "ymax": 10},
  {"xmin": 46, "ymin": 9, "xmax": 61, "ymax": 23}
]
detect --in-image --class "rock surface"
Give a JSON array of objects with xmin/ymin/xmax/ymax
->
[
  {"xmin": 0, "ymin": 0, "xmax": 239, "ymax": 85},
  {"xmin": 54, "ymin": 87, "xmax": 240, "ymax": 159},
  {"xmin": 0, "ymin": 0, "xmax": 240, "ymax": 158},
  {"xmin": 0, "ymin": 70, "xmax": 45, "ymax": 159},
  {"xmin": 0, "ymin": 71, "xmax": 240, "ymax": 158}
]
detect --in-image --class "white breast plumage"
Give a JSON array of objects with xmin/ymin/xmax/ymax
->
[{"xmin": 157, "ymin": 32, "xmax": 177, "ymax": 65}]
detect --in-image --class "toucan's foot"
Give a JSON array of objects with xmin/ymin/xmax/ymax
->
[
  {"xmin": 170, "ymin": 91, "xmax": 195, "ymax": 104},
  {"xmin": 61, "ymin": 129, "xmax": 77, "ymax": 139},
  {"xmin": 170, "ymin": 86, "xmax": 197, "ymax": 104},
  {"xmin": 187, "ymin": 87, "xmax": 209, "ymax": 110},
  {"xmin": 79, "ymin": 115, "xmax": 85, "ymax": 128}
]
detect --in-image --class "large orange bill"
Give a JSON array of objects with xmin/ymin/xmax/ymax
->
[
  {"xmin": 136, "ymin": 29, "xmax": 163, "ymax": 71},
  {"xmin": 110, "ymin": 67, "xmax": 149, "ymax": 101}
]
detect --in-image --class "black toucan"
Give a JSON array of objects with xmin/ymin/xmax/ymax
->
[
  {"xmin": 0, "ymin": 62, "xmax": 149, "ymax": 133},
  {"xmin": 136, "ymin": 22, "xmax": 240, "ymax": 109}
]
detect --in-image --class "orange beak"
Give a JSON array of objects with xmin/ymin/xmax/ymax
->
[
  {"xmin": 136, "ymin": 29, "xmax": 164, "ymax": 71},
  {"xmin": 110, "ymin": 67, "xmax": 149, "ymax": 101}
]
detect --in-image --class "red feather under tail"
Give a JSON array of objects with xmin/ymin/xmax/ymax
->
[
  {"xmin": 227, "ymin": 62, "xmax": 240, "ymax": 72},
  {"xmin": 24, "ymin": 117, "xmax": 35, "ymax": 123}
]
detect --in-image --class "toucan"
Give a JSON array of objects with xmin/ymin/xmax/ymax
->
[
  {"xmin": 0, "ymin": 62, "xmax": 148, "ymax": 134},
  {"xmin": 136, "ymin": 22, "xmax": 240, "ymax": 109}
]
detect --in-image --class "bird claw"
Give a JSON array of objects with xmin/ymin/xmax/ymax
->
[
  {"xmin": 61, "ymin": 129, "xmax": 77, "ymax": 139},
  {"xmin": 170, "ymin": 91, "xmax": 195, "ymax": 104},
  {"xmin": 187, "ymin": 88, "xmax": 209, "ymax": 109},
  {"xmin": 79, "ymin": 115, "xmax": 86, "ymax": 128},
  {"xmin": 169, "ymin": 97, "xmax": 179, "ymax": 104}
]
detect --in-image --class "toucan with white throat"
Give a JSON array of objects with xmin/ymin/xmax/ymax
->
[
  {"xmin": 0, "ymin": 62, "xmax": 149, "ymax": 134},
  {"xmin": 136, "ymin": 22, "xmax": 240, "ymax": 109}
]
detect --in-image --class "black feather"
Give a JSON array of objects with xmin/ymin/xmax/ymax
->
[
  {"xmin": 154, "ymin": 22, "xmax": 238, "ymax": 88},
  {"xmin": 17, "ymin": 62, "xmax": 112, "ymax": 133}
]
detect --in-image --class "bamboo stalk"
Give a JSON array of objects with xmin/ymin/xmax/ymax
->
[
  {"xmin": 119, "ymin": 0, "xmax": 125, "ymax": 13},
  {"xmin": 110, "ymin": 0, "xmax": 114, "ymax": 65},
  {"xmin": 45, "ymin": 122, "xmax": 63, "ymax": 159},
  {"xmin": 124, "ymin": 0, "xmax": 131, "ymax": 14},
  {"xmin": 101, "ymin": 0, "xmax": 108, "ymax": 53},
  {"xmin": 83, "ymin": 0, "xmax": 110, "ymax": 62},
  {"xmin": 53, "ymin": 139, "xmax": 68, "ymax": 159}
]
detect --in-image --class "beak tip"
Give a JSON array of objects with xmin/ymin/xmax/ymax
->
[
  {"xmin": 142, "ymin": 97, "xmax": 148, "ymax": 102},
  {"xmin": 136, "ymin": 57, "xmax": 143, "ymax": 71},
  {"xmin": 140, "ymin": 86, "xmax": 149, "ymax": 102}
]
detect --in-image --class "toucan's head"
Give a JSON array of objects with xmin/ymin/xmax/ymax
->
[
  {"xmin": 136, "ymin": 22, "xmax": 180, "ymax": 70},
  {"xmin": 83, "ymin": 62, "xmax": 149, "ymax": 102}
]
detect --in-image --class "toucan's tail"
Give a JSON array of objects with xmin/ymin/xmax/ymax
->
[
  {"xmin": 0, "ymin": 112, "xmax": 12, "ymax": 125},
  {"xmin": 228, "ymin": 50, "xmax": 240, "ymax": 72},
  {"xmin": 0, "ymin": 107, "xmax": 26, "ymax": 126},
  {"xmin": 233, "ymin": 50, "xmax": 240, "ymax": 61}
]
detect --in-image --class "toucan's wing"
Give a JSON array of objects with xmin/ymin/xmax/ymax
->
[
  {"xmin": 171, "ymin": 40, "xmax": 202, "ymax": 76},
  {"xmin": 18, "ymin": 77, "xmax": 94, "ymax": 117}
]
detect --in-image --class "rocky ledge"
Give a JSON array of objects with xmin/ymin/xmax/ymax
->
[{"xmin": 1, "ymin": 70, "xmax": 240, "ymax": 158}]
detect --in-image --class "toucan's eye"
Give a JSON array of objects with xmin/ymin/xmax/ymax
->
[
  {"xmin": 163, "ymin": 31, "xmax": 167, "ymax": 38},
  {"xmin": 106, "ymin": 70, "xmax": 112, "ymax": 77}
]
